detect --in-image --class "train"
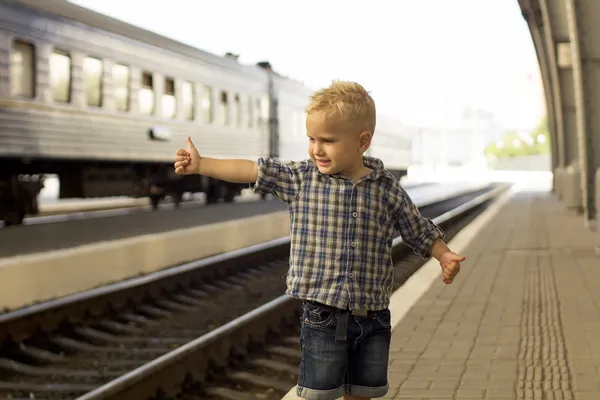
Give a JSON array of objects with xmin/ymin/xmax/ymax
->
[{"xmin": 0, "ymin": 0, "xmax": 413, "ymax": 226}]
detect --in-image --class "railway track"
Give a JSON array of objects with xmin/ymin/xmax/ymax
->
[{"xmin": 0, "ymin": 182, "xmax": 510, "ymax": 400}]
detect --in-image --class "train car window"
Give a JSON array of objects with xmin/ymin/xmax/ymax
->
[
  {"xmin": 255, "ymin": 98, "xmax": 261, "ymax": 128},
  {"xmin": 261, "ymin": 96, "xmax": 269, "ymax": 118},
  {"xmin": 83, "ymin": 57, "xmax": 103, "ymax": 107},
  {"xmin": 162, "ymin": 77, "xmax": 176, "ymax": 119},
  {"xmin": 10, "ymin": 40, "xmax": 35, "ymax": 98},
  {"xmin": 50, "ymin": 50, "xmax": 71, "ymax": 103},
  {"xmin": 200, "ymin": 85, "xmax": 213, "ymax": 124},
  {"xmin": 234, "ymin": 94, "xmax": 241, "ymax": 127},
  {"xmin": 247, "ymin": 96, "xmax": 254, "ymax": 128},
  {"xmin": 261, "ymin": 96, "xmax": 270, "ymax": 130},
  {"xmin": 220, "ymin": 90, "xmax": 229, "ymax": 125},
  {"xmin": 139, "ymin": 71, "xmax": 154, "ymax": 115},
  {"xmin": 113, "ymin": 64, "xmax": 130, "ymax": 111},
  {"xmin": 181, "ymin": 81, "xmax": 194, "ymax": 121}
]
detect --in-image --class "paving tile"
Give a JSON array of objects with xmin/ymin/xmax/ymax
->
[{"xmin": 387, "ymin": 191, "xmax": 600, "ymax": 399}]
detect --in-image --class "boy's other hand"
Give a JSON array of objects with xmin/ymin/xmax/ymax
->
[
  {"xmin": 439, "ymin": 251, "xmax": 465, "ymax": 284},
  {"xmin": 174, "ymin": 136, "xmax": 201, "ymax": 175}
]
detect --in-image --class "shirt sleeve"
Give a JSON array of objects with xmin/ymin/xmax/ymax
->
[
  {"xmin": 250, "ymin": 157, "xmax": 308, "ymax": 203},
  {"xmin": 391, "ymin": 183, "xmax": 445, "ymax": 259}
]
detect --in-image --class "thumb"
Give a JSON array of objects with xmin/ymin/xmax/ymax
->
[
  {"xmin": 186, "ymin": 136, "xmax": 197, "ymax": 152},
  {"xmin": 452, "ymin": 254, "xmax": 466, "ymax": 262}
]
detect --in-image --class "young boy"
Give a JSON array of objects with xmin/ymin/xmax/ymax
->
[{"xmin": 173, "ymin": 80, "xmax": 464, "ymax": 400}]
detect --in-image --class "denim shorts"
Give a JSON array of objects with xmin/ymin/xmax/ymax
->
[{"xmin": 296, "ymin": 301, "xmax": 391, "ymax": 400}]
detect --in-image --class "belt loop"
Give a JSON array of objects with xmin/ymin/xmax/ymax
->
[{"xmin": 335, "ymin": 309, "xmax": 349, "ymax": 342}]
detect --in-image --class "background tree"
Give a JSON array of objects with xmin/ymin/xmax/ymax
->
[{"xmin": 484, "ymin": 115, "xmax": 550, "ymax": 158}]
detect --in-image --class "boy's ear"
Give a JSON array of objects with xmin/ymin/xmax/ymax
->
[{"xmin": 359, "ymin": 131, "xmax": 372, "ymax": 151}]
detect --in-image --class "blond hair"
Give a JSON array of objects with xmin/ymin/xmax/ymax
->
[{"xmin": 306, "ymin": 80, "xmax": 376, "ymax": 134}]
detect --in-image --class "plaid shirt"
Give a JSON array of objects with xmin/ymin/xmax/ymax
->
[{"xmin": 251, "ymin": 156, "xmax": 444, "ymax": 311}]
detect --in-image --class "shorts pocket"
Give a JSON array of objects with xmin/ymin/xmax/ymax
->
[
  {"xmin": 303, "ymin": 302, "xmax": 336, "ymax": 329},
  {"xmin": 374, "ymin": 309, "xmax": 391, "ymax": 329}
]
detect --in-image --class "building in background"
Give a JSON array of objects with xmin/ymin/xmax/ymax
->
[
  {"xmin": 410, "ymin": 104, "xmax": 505, "ymax": 170},
  {"xmin": 410, "ymin": 65, "xmax": 545, "ymax": 172}
]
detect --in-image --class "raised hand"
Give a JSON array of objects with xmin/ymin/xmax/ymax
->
[{"xmin": 174, "ymin": 136, "xmax": 201, "ymax": 175}]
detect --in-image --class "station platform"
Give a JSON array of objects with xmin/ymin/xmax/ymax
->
[{"xmin": 283, "ymin": 179, "xmax": 600, "ymax": 399}]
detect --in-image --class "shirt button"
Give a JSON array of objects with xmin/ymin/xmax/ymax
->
[
  {"xmin": 351, "ymin": 242, "xmax": 356, "ymax": 247},
  {"xmin": 349, "ymin": 273, "xmax": 354, "ymax": 278},
  {"xmin": 352, "ymin": 212, "xmax": 358, "ymax": 218}
]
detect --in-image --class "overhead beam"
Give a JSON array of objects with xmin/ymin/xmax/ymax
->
[
  {"xmin": 520, "ymin": 0, "xmax": 560, "ymax": 179},
  {"xmin": 537, "ymin": 0, "xmax": 566, "ymax": 169}
]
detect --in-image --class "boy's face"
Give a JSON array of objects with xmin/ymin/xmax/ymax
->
[{"xmin": 305, "ymin": 112, "xmax": 371, "ymax": 176}]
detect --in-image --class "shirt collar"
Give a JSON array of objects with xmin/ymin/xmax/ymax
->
[{"xmin": 312, "ymin": 156, "xmax": 396, "ymax": 183}]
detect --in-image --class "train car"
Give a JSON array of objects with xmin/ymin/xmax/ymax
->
[
  {"xmin": 0, "ymin": 0, "xmax": 276, "ymax": 224},
  {"xmin": 366, "ymin": 114, "xmax": 413, "ymax": 179},
  {"xmin": 268, "ymin": 69, "xmax": 314, "ymax": 162},
  {"xmin": 0, "ymin": 0, "xmax": 413, "ymax": 226}
]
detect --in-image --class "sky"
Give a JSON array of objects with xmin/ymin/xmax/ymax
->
[{"xmin": 68, "ymin": 0, "xmax": 543, "ymax": 130}]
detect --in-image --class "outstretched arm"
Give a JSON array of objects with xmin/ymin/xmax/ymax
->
[
  {"xmin": 174, "ymin": 136, "xmax": 308, "ymax": 203},
  {"xmin": 174, "ymin": 137, "xmax": 258, "ymax": 183},
  {"xmin": 198, "ymin": 157, "xmax": 258, "ymax": 183}
]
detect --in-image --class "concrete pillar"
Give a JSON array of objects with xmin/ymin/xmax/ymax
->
[
  {"xmin": 554, "ymin": 167, "xmax": 565, "ymax": 200},
  {"xmin": 564, "ymin": 0, "xmax": 600, "ymax": 222},
  {"xmin": 535, "ymin": 0, "xmax": 580, "ymax": 204},
  {"xmin": 562, "ymin": 162, "xmax": 582, "ymax": 212}
]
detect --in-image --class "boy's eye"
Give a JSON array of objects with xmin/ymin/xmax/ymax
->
[{"xmin": 307, "ymin": 137, "xmax": 334, "ymax": 143}]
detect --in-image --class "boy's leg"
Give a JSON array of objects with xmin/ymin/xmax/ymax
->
[
  {"xmin": 296, "ymin": 302, "xmax": 348, "ymax": 400},
  {"xmin": 345, "ymin": 309, "xmax": 392, "ymax": 399}
]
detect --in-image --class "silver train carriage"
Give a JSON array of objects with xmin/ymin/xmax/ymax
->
[{"xmin": 0, "ymin": 0, "xmax": 412, "ymax": 225}]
